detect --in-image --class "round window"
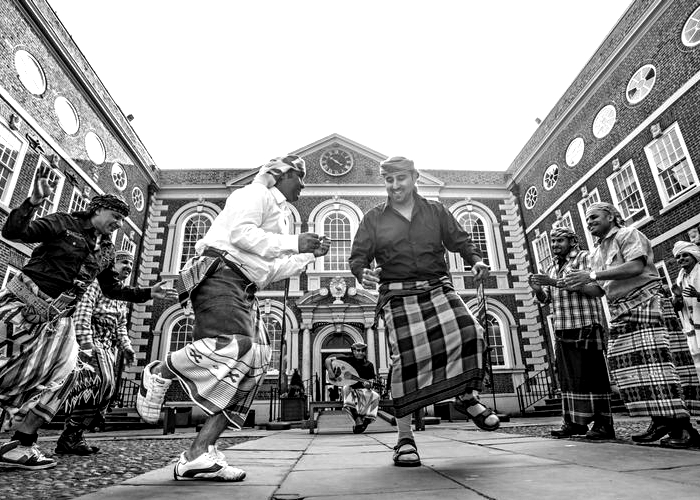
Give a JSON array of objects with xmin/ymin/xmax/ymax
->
[
  {"xmin": 14, "ymin": 50, "xmax": 46, "ymax": 95},
  {"xmin": 524, "ymin": 186, "xmax": 538, "ymax": 209},
  {"xmin": 592, "ymin": 104, "xmax": 617, "ymax": 139},
  {"xmin": 565, "ymin": 138, "xmax": 584, "ymax": 168},
  {"xmin": 543, "ymin": 164, "xmax": 559, "ymax": 191},
  {"xmin": 682, "ymin": 6, "xmax": 700, "ymax": 47},
  {"xmin": 54, "ymin": 96, "xmax": 80, "ymax": 135},
  {"xmin": 132, "ymin": 187, "xmax": 145, "ymax": 212},
  {"xmin": 85, "ymin": 131, "xmax": 106, "ymax": 165},
  {"xmin": 111, "ymin": 163, "xmax": 127, "ymax": 191},
  {"xmin": 626, "ymin": 64, "xmax": 656, "ymax": 104}
]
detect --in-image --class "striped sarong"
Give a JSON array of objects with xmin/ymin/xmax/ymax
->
[
  {"xmin": 166, "ymin": 264, "xmax": 271, "ymax": 429},
  {"xmin": 0, "ymin": 285, "xmax": 78, "ymax": 431},
  {"xmin": 380, "ymin": 277, "xmax": 484, "ymax": 418},
  {"xmin": 342, "ymin": 387, "xmax": 379, "ymax": 420},
  {"xmin": 607, "ymin": 284, "xmax": 700, "ymax": 418}
]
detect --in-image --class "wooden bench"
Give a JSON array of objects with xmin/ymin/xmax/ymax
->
[{"xmin": 162, "ymin": 402, "xmax": 194, "ymax": 435}]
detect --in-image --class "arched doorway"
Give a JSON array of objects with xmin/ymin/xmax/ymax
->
[{"xmin": 320, "ymin": 331, "xmax": 355, "ymax": 401}]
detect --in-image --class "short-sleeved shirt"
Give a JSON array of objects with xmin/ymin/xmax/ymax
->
[
  {"xmin": 590, "ymin": 226, "xmax": 660, "ymax": 301},
  {"xmin": 335, "ymin": 355, "xmax": 376, "ymax": 390}
]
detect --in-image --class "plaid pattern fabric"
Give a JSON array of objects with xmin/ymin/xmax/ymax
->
[
  {"xmin": 381, "ymin": 278, "xmax": 484, "ymax": 418},
  {"xmin": 543, "ymin": 250, "xmax": 606, "ymax": 331},
  {"xmin": 607, "ymin": 286, "xmax": 700, "ymax": 418},
  {"xmin": 73, "ymin": 280, "xmax": 130, "ymax": 350},
  {"xmin": 342, "ymin": 386, "xmax": 379, "ymax": 420},
  {"xmin": 0, "ymin": 282, "xmax": 78, "ymax": 431},
  {"xmin": 561, "ymin": 392, "xmax": 613, "ymax": 426}
]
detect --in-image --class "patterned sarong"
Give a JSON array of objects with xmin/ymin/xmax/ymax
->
[
  {"xmin": 0, "ymin": 284, "xmax": 78, "ymax": 431},
  {"xmin": 342, "ymin": 387, "xmax": 379, "ymax": 420},
  {"xmin": 167, "ymin": 264, "xmax": 271, "ymax": 429},
  {"xmin": 380, "ymin": 278, "xmax": 484, "ymax": 418},
  {"xmin": 607, "ymin": 284, "xmax": 700, "ymax": 418}
]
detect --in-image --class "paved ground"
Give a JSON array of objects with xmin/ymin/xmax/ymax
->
[{"xmin": 44, "ymin": 413, "xmax": 699, "ymax": 500}]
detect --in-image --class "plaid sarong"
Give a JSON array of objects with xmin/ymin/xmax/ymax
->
[
  {"xmin": 380, "ymin": 278, "xmax": 484, "ymax": 418},
  {"xmin": 167, "ymin": 264, "xmax": 271, "ymax": 429},
  {"xmin": 607, "ymin": 284, "xmax": 700, "ymax": 418}
]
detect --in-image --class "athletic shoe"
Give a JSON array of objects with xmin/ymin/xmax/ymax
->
[
  {"xmin": 173, "ymin": 447, "xmax": 246, "ymax": 481},
  {"xmin": 0, "ymin": 441, "xmax": 56, "ymax": 470},
  {"xmin": 136, "ymin": 360, "xmax": 172, "ymax": 424}
]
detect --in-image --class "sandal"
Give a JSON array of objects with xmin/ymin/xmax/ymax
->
[
  {"xmin": 453, "ymin": 396, "xmax": 500, "ymax": 431},
  {"xmin": 392, "ymin": 437, "xmax": 421, "ymax": 467}
]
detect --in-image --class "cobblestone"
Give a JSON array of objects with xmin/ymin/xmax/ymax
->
[{"xmin": 0, "ymin": 434, "xmax": 258, "ymax": 500}]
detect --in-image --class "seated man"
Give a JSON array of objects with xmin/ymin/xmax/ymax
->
[{"xmin": 326, "ymin": 342, "xmax": 379, "ymax": 433}]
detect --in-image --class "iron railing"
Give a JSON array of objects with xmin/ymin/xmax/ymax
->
[
  {"xmin": 113, "ymin": 378, "xmax": 140, "ymax": 408},
  {"xmin": 515, "ymin": 368, "xmax": 554, "ymax": 415}
]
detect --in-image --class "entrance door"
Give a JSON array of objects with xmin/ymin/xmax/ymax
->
[{"xmin": 320, "ymin": 331, "xmax": 355, "ymax": 401}]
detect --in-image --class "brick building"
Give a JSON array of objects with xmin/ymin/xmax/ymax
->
[{"xmin": 1, "ymin": 0, "xmax": 700, "ymax": 422}]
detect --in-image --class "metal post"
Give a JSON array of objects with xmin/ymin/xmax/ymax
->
[
  {"xmin": 276, "ymin": 279, "xmax": 290, "ymax": 420},
  {"xmin": 477, "ymin": 280, "xmax": 498, "ymax": 413}
]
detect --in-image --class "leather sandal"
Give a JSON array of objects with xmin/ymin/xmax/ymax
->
[
  {"xmin": 453, "ymin": 396, "xmax": 500, "ymax": 431},
  {"xmin": 392, "ymin": 437, "xmax": 421, "ymax": 467}
]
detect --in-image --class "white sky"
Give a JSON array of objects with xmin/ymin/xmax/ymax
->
[{"xmin": 48, "ymin": 0, "xmax": 633, "ymax": 172}]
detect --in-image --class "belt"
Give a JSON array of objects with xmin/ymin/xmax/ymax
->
[
  {"xmin": 6, "ymin": 273, "xmax": 77, "ymax": 323},
  {"xmin": 202, "ymin": 248, "xmax": 255, "ymax": 289}
]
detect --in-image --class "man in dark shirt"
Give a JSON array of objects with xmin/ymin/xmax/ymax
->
[
  {"xmin": 0, "ymin": 166, "xmax": 174, "ymax": 470},
  {"xmin": 326, "ymin": 342, "xmax": 379, "ymax": 433},
  {"xmin": 349, "ymin": 156, "xmax": 498, "ymax": 467}
]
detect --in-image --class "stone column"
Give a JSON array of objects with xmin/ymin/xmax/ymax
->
[
  {"xmin": 365, "ymin": 324, "xmax": 376, "ymax": 368},
  {"xmin": 301, "ymin": 326, "xmax": 311, "ymax": 382},
  {"xmin": 377, "ymin": 317, "xmax": 388, "ymax": 373}
]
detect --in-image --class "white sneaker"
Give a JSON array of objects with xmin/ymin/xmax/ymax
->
[
  {"xmin": 173, "ymin": 449, "xmax": 246, "ymax": 481},
  {"xmin": 0, "ymin": 441, "xmax": 56, "ymax": 470},
  {"xmin": 136, "ymin": 361, "xmax": 172, "ymax": 424}
]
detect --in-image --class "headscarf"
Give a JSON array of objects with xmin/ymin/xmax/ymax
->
[
  {"xmin": 115, "ymin": 250, "xmax": 134, "ymax": 262},
  {"xmin": 379, "ymin": 156, "xmax": 417, "ymax": 176},
  {"xmin": 672, "ymin": 241, "xmax": 700, "ymax": 262},
  {"xmin": 584, "ymin": 202, "xmax": 625, "ymax": 227},
  {"xmin": 253, "ymin": 155, "xmax": 306, "ymax": 188},
  {"xmin": 87, "ymin": 194, "xmax": 130, "ymax": 216},
  {"xmin": 351, "ymin": 342, "xmax": 367, "ymax": 351},
  {"xmin": 550, "ymin": 224, "xmax": 579, "ymax": 249}
]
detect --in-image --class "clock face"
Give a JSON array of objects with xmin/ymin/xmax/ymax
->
[{"xmin": 320, "ymin": 148, "xmax": 354, "ymax": 176}]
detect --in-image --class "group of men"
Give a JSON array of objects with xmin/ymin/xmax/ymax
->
[{"xmin": 530, "ymin": 203, "xmax": 700, "ymax": 448}]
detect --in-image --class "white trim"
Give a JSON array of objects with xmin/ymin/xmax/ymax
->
[
  {"xmin": 655, "ymin": 261, "xmax": 672, "ymax": 288},
  {"xmin": 449, "ymin": 203, "xmax": 501, "ymax": 271},
  {"xmin": 2, "ymin": 265, "xmax": 19, "ymax": 288},
  {"xmin": 605, "ymin": 160, "xmax": 649, "ymax": 225},
  {"xmin": 173, "ymin": 211, "xmax": 215, "ymax": 273},
  {"xmin": 0, "ymin": 116, "xmax": 28, "ymax": 208},
  {"xmin": 308, "ymin": 199, "xmax": 363, "ymax": 273},
  {"xmin": 29, "ymin": 156, "xmax": 65, "ymax": 220},
  {"xmin": 576, "ymin": 188, "xmax": 601, "ymax": 251},
  {"xmin": 532, "ymin": 231, "xmax": 552, "ymax": 273}
]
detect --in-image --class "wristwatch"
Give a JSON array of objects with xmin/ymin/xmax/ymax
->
[{"xmin": 589, "ymin": 271, "xmax": 598, "ymax": 282}]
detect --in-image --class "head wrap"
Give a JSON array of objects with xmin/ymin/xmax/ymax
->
[
  {"xmin": 672, "ymin": 241, "xmax": 700, "ymax": 262},
  {"xmin": 550, "ymin": 224, "xmax": 579, "ymax": 249},
  {"xmin": 351, "ymin": 342, "xmax": 368, "ymax": 351},
  {"xmin": 87, "ymin": 194, "xmax": 130, "ymax": 216},
  {"xmin": 584, "ymin": 202, "xmax": 625, "ymax": 228},
  {"xmin": 379, "ymin": 156, "xmax": 417, "ymax": 176},
  {"xmin": 253, "ymin": 155, "xmax": 306, "ymax": 188},
  {"xmin": 115, "ymin": 250, "xmax": 134, "ymax": 262}
]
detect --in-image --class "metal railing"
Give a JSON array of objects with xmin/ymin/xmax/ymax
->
[
  {"xmin": 112, "ymin": 378, "xmax": 140, "ymax": 408},
  {"xmin": 268, "ymin": 375, "xmax": 317, "ymax": 422},
  {"xmin": 515, "ymin": 368, "xmax": 554, "ymax": 415}
]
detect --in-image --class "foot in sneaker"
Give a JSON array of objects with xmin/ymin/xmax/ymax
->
[
  {"xmin": 136, "ymin": 360, "xmax": 172, "ymax": 424},
  {"xmin": 0, "ymin": 441, "xmax": 56, "ymax": 470},
  {"xmin": 173, "ymin": 446, "xmax": 246, "ymax": 481}
]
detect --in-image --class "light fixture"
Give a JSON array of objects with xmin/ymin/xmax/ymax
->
[{"xmin": 8, "ymin": 114, "xmax": 20, "ymax": 131}]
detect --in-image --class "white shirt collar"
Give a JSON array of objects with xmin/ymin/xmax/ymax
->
[{"xmin": 269, "ymin": 186, "xmax": 287, "ymax": 205}]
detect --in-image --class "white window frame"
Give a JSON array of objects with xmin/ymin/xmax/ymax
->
[
  {"xmin": 485, "ymin": 311, "xmax": 510, "ymax": 367},
  {"xmin": 644, "ymin": 122, "xmax": 699, "ymax": 208},
  {"xmin": 121, "ymin": 234, "xmax": 137, "ymax": 256},
  {"xmin": 532, "ymin": 231, "xmax": 552, "ymax": 273},
  {"xmin": 577, "ymin": 188, "xmax": 601, "ymax": 251},
  {"xmin": 0, "ymin": 120, "xmax": 27, "ymax": 208},
  {"xmin": 167, "ymin": 314, "xmax": 194, "ymax": 353},
  {"xmin": 29, "ymin": 156, "xmax": 65, "ymax": 220},
  {"xmin": 452, "ymin": 208, "xmax": 497, "ymax": 271},
  {"xmin": 655, "ymin": 261, "xmax": 673, "ymax": 289},
  {"xmin": 320, "ymin": 210, "xmax": 353, "ymax": 272},
  {"xmin": 175, "ymin": 212, "xmax": 214, "ymax": 272},
  {"xmin": 311, "ymin": 201, "xmax": 361, "ymax": 274},
  {"xmin": 2, "ymin": 265, "xmax": 19, "ymax": 288},
  {"xmin": 606, "ymin": 160, "xmax": 649, "ymax": 226},
  {"xmin": 68, "ymin": 187, "xmax": 89, "ymax": 212},
  {"xmin": 553, "ymin": 211, "xmax": 575, "ymax": 232}
]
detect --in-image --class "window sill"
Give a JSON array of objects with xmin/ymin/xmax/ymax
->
[
  {"xmin": 659, "ymin": 186, "xmax": 700, "ymax": 215},
  {"xmin": 631, "ymin": 214, "xmax": 654, "ymax": 230}
]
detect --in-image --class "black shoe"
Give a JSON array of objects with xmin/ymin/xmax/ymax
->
[
  {"xmin": 631, "ymin": 420, "xmax": 670, "ymax": 443},
  {"xmin": 585, "ymin": 423, "xmax": 616, "ymax": 440},
  {"xmin": 550, "ymin": 423, "xmax": 588, "ymax": 438},
  {"xmin": 55, "ymin": 429, "xmax": 99, "ymax": 456},
  {"xmin": 660, "ymin": 429, "xmax": 694, "ymax": 449}
]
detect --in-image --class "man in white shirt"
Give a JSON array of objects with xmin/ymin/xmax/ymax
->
[
  {"xmin": 136, "ymin": 156, "xmax": 330, "ymax": 482},
  {"xmin": 671, "ymin": 241, "xmax": 700, "ymax": 381}
]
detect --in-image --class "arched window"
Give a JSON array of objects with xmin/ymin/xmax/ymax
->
[
  {"xmin": 456, "ymin": 211, "xmax": 490, "ymax": 269},
  {"xmin": 323, "ymin": 211, "xmax": 351, "ymax": 271},
  {"xmin": 169, "ymin": 316, "xmax": 194, "ymax": 352},
  {"xmin": 264, "ymin": 315, "xmax": 283, "ymax": 373},
  {"xmin": 486, "ymin": 313, "xmax": 506, "ymax": 366},
  {"xmin": 179, "ymin": 213, "xmax": 213, "ymax": 270}
]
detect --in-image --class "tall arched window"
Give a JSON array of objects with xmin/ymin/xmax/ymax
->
[
  {"xmin": 323, "ymin": 211, "xmax": 351, "ymax": 271},
  {"xmin": 457, "ymin": 211, "xmax": 490, "ymax": 269},
  {"xmin": 169, "ymin": 316, "xmax": 194, "ymax": 352},
  {"xmin": 486, "ymin": 313, "xmax": 506, "ymax": 366},
  {"xmin": 179, "ymin": 213, "xmax": 213, "ymax": 270},
  {"xmin": 264, "ymin": 316, "xmax": 283, "ymax": 372}
]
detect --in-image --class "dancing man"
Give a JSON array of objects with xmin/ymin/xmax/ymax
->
[
  {"xmin": 0, "ymin": 166, "xmax": 174, "ymax": 470},
  {"xmin": 564, "ymin": 202, "xmax": 700, "ymax": 448},
  {"xmin": 529, "ymin": 224, "xmax": 614, "ymax": 440},
  {"xmin": 325, "ymin": 342, "xmax": 379, "ymax": 434},
  {"xmin": 136, "ymin": 156, "xmax": 330, "ymax": 481},
  {"xmin": 671, "ymin": 241, "xmax": 700, "ymax": 380},
  {"xmin": 349, "ymin": 156, "xmax": 497, "ymax": 468},
  {"xmin": 55, "ymin": 250, "xmax": 138, "ymax": 455}
]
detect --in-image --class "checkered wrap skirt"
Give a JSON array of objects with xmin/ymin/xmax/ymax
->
[
  {"xmin": 166, "ymin": 264, "xmax": 272, "ymax": 429},
  {"xmin": 607, "ymin": 285, "xmax": 700, "ymax": 418},
  {"xmin": 380, "ymin": 278, "xmax": 484, "ymax": 418}
]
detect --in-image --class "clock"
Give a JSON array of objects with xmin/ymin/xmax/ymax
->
[{"xmin": 320, "ymin": 148, "xmax": 354, "ymax": 176}]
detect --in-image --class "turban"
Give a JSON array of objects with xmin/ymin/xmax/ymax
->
[
  {"xmin": 87, "ymin": 194, "xmax": 129, "ymax": 216},
  {"xmin": 672, "ymin": 241, "xmax": 700, "ymax": 262},
  {"xmin": 550, "ymin": 224, "xmax": 579, "ymax": 248},
  {"xmin": 351, "ymin": 342, "xmax": 367, "ymax": 351},
  {"xmin": 379, "ymin": 156, "xmax": 417, "ymax": 176},
  {"xmin": 253, "ymin": 155, "xmax": 306, "ymax": 188},
  {"xmin": 585, "ymin": 202, "xmax": 625, "ymax": 227},
  {"xmin": 115, "ymin": 250, "xmax": 134, "ymax": 261}
]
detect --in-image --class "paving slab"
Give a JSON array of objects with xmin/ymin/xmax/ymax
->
[
  {"xmin": 74, "ymin": 484, "xmax": 277, "ymax": 500},
  {"xmin": 308, "ymin": 488, "xmax": 484, "ymax": 500}
]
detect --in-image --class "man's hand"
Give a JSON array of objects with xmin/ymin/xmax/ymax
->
[
  {"xmin": 362, "ymin": 381, "xmax": 372, "ymax": 389},
  {"xmin": 683, "ymin": 285, "xmax": 699, "ymax": 299},
  {"xmin": 361, "ymin": 267, "xmax": 382, "ymax": 289},
  {"xmin": 151, "ymin": 280, "xmax": 177, "ymax": 300},
  {"xmin": 528, "ymin": 274, "xmax": 544, "ymax": 292},
  {"xmin": 561, "ymin": 270, "xmax": 592, "ymax": 289},
  {"xmin": 313, "ymin": 236, "xmax": 331, "ymax": 257},
  {"xmin": 298, "ymin": 232, "xmax": 322, "ymax": 253},
  {"xmin": 123, "ymin": 347, "xmax": 136, "ymax": 365},
  {"xmin": 30, "ymin": 164, "xmax": 57, "ymax": 205},
  {"xmin": 472, "ymin": 261, "xmax": 490, "ymax": 282},
  {"xmin": 672, "ymin": 284, "xmax": 683, "ymax": 297}
]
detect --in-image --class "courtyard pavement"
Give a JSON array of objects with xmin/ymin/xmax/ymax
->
[{"xmin": 73, "ymin": 413, "xmax": 700, "ymax": 500}]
